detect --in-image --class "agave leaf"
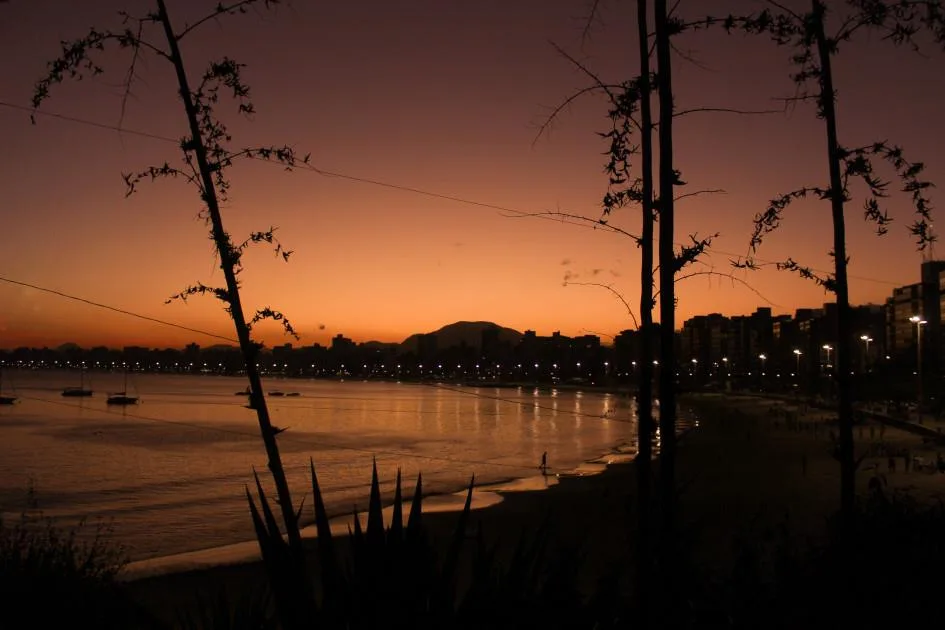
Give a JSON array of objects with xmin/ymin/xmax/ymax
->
[
  {"xmin": 441, "ymin": 476, "xmax": 476, "ymax": 600},
  {"xmin": 366, "ymin": 457, "xmax": 385, "ymax": 547},
  {"xmin": 253, "ymin": 468, "xmax": 282, "ymax": 542},
  {"xmin": 310, "ymin": 460, "xmax": 345, "ymax": 595},
  {"xmin": 389, "ymin": 468, "xmax": 404, "ymax": 543},
  {"xmin": 406, "ymin": 472, "xmax": 423, "ymax": 540},
  {"xmin": 309, "ymin": 460, "xmax": 335, "ymax": 544},
  {"xmin": 352, "ymin": 507, "xmax": 363, "ymax": 542},
  {"xmin": 246, "ymin": 486, "xmax": 277, "ymax": 561}
]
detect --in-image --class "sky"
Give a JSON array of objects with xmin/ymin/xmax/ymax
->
[{"xmin": 1, "ymin": 0, "xmax": 943, "ymax": 349}]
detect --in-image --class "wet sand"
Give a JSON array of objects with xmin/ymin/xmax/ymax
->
[{"xmin": 122, "ymin": 392, "xmax": 945, "ymax": 623}]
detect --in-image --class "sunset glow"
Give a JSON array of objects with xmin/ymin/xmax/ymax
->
[{"xmin": 2, "ymin": 0, "xmax": 942, "ymax": 349}]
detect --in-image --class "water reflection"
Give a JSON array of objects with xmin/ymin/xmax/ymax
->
[{"xmin": 0, "ymin": 371, "xmax": 647, "ymax": 562}]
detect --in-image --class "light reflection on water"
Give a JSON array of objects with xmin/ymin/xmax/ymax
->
[{"xmin": 0, "ymin": 371, "xmax": 641, "ymax": 562}]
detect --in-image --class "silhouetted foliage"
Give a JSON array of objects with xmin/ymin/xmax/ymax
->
[
  {"xmin": 0, "ymin": 488, "xmax": 148, "ymax": 629},
  {"xmin": 31, "ymin": 2, "xmax": 311, "ymax": 620},
  {"xmin": 702, "ymin": 0, "xmax": 940, "ymax": 525},
  {"xmin": 244, "ymin": 460, "xmax": 625, "ymax": 629}
]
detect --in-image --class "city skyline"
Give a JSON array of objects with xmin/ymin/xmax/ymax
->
[{"xmin": 2, "ymin": 1, "xmax": 943, "ymax": 349}]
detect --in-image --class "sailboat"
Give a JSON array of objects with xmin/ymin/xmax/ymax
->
[
  {"xmin": 0, "ymin": 363, "xmax": 16, "ymax": 405},
  {"xmin": 62, "ymin": 364, "xmax": 93, "ymax": 397},
  {"xmin": 106, "ymin": 363, "xmax": 138, "ymax": 405}
]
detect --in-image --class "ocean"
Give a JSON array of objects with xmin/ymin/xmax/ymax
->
[{"xmin": 0, "ymin": 370, "xmax": 657, "ymax": 565}]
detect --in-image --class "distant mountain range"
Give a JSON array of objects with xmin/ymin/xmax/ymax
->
[
  {"xmin": 40, "ymin": 322, "xmax": 524, "ymax": 353},
  {"xmin": 399, "ymin": 321, "xmax": 522, "ymax": 353}
]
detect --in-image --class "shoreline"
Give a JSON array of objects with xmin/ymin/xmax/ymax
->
[
  {"xmin": 119, "ymin": 399, "xmax": 711, "ymax": 620},
  {"xmin": 120, "ymin": 432, "xmax": 645, "ymax": 581},
  {"xmin": 48, "ymin": 391, "xmax": 945, "ymax": 624}
]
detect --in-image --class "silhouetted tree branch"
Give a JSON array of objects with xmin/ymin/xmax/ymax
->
[
  {"xmin": 563, "ymin": 280, "xmax": 640, "ymax": 329},
  {"xmin": 708, "ymin": 0, "xmax": 941, "ymax": 527},
  {"xmin": 30, "ymin": 3, "xmax": 313, "ymax": 622}
]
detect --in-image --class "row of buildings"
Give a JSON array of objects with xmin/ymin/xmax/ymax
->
[
  {"xmin": 4, "ymin": 261, "xmax": 942, "ymax": 384},
  {"xmin": 674, "ymin": 260, "xmax": 944, "ymax": 380}
]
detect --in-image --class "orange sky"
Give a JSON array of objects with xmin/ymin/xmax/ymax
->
[{"xmin": 1, "ymin": 1, "xmax": 943, "ymax": 349}]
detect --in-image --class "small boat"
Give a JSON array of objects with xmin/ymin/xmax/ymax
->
[
  {"xmin": 106, "ymin": 365, "xmax": 138, "ymax": 405},
  {"xmin": 62, "ymin": 366, "xmax": 93, "ymax": 397},
  {"xmin": 268, "ymin": 390, "xmax": 300, "ymax": 397},
  {"xmin": 62, "ymin": 386, "xmax": 93, "ymax": 397},
  {"xmin": 106, "ymin": 393, "xmax": 139, "ymax": 405}
]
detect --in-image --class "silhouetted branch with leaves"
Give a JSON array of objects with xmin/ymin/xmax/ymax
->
[
  {"xmin": 30, "ymin": 3, "xmax": 312, "ymax": 620},
  {"xmin": 701, "ymin": 0, "xmax": 941, "ymax": 526}
]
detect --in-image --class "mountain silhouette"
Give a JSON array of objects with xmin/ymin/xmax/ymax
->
[{"xmin": 400, "ymin": 321, "xmax": 522, "ymax": 353}]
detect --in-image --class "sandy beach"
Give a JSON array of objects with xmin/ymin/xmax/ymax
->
[{"xmin": 121, "ymin": 392, "xmax": 945, "ymax": 623}]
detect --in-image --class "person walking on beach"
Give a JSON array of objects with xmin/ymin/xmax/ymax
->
[{"xmin": 539, "ymin": 451, "xmax": 548, "ymax": 476}]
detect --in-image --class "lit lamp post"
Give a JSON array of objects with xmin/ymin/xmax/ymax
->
[
  {"xmin": 859, "ymin": 334, "xmax": 873, "ymax": 373},
  {"xmin": 793, "ymin": 348, "xmax": 802, "ymax": 378},
  {"xmin": 909, "ymin": 315, "xmax": 927, "ymax": 419},
  {"xmin": 822, "ymin": 344, "xmax": 833, "ymax": 374},
  {"xmin": 759, "ymin": 354, "xmax": 767, "ymax": 390}
]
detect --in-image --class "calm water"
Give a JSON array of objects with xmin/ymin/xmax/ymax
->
[{"xmin": 0, "ymin": 371, "xmax": 649, "ymax": 562}]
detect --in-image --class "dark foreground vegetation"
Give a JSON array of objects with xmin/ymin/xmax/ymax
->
[{"xmin": 4, "ymin": 468, "xmax": 944, "ymax": 629}]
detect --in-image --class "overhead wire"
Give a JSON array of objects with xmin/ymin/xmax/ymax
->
[
  {"xmin": 0, "ymin": 275, "xmax": 237, "ymax": 343},
  {"xmin": 0, "ymin": 99, "xmax": 909, "ymax": 288}
]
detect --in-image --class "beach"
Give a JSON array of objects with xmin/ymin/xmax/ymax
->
[{"xmin": 121, "ymin": 392, "xmax": 945, "ymax": 623}]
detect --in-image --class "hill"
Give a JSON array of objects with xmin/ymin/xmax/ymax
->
[{"xmin": 399, "ymin": 321, "xmax": 522, "ymax": 354}]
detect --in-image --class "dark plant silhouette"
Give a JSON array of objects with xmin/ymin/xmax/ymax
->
[
  {"xmin": 30, "ymin": 0, "xmax": 313, "ymax": 619},
  {"xmin": 703, "ymin": 0, "xmax": 939, "ymax": 526},
  {"xmin": 0, "ymin": 487, "xmax": 155, "ymax": 628},
  {"xmin": 244, "ymin": 460, "xmax": 623, "ymax": 629},
  {"xmin": 533, "ymin": 4, "xmax": 778, "ymax": 616}
]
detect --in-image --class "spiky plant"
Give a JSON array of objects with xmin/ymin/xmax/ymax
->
[{"xmin": 247, "ymin": 459, "xmax": 475, "ymax": 629}]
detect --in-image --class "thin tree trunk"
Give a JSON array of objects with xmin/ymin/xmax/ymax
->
[
  {"xmin": 635, "ymin": 0, "xmax": 655, "ymax": 618},
  {"xmin": 654, "ymin": 0, "xmax": 677, "ymax": 547},
  {"xmin": 812, "ymin": 0, "xmax": 855, "ymax": 524},
  {"xmin": 156, "ymin": 0, "xmax": 303, "ymax": 550}
]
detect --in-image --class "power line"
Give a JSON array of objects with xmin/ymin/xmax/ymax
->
[
  {"xmin": 0, "ymin": 275, "xmax": 236, "ymax": 343},
  {"xmin": 1, "ymin": 100, "xmax": 910, "ymax": 287}
]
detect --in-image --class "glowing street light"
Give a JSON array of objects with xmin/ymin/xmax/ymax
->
[
  {"xmin": 860, "ymin": 334, "xmax": 873, "ymax": 372},
  {"xmin": 759, "ymin": 354, "xmax": 767, "ymax": 374},
  {"xmin": 822, "ymin": 344, "xmax": 833, "ymax": 373},
  {"xmin": 793, "ymin": 348, "xmax": 802, "ymax": 375},
  {"xmin": 909, "ymin": 315, "xmax": 927, "ymax": 416}
]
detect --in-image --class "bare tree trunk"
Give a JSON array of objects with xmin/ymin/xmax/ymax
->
[
  {"xmin": 812, "ymin": 0, "xmax": 855, "ymax": 524},
  {"xmin": 156, "ymin": 0, "xmax": 302, "ymax": 550},
  {"xmin": 654, "ymin": 0, "xmax": 677, "ymax": 547},
  {"xmin": 635, "ymin": 0, "xmax": 655, "ymax": 618}
]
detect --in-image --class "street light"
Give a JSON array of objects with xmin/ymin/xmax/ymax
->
[
  {"xmin": 909, "ymin": 315, "xmax": 927, "ymax": 417},
  {"xmin": 859, "ymin": 334, "xmax": 873, "ymax": 373},
  {"xmin": 822, "ymin": 344, "xmax": 833, "ymax": 373},
  {"xmin": 793, "ymin": 349, "xmax": 802, "ymax": 376},
  {"xmin": 759, "ymin": 353, "xmax": 767, "ymax": 374}
]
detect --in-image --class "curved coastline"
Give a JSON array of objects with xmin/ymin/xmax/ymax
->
[{"xmin": 122, "ymin": 402, "xmax": 699, "ymax": 582}]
